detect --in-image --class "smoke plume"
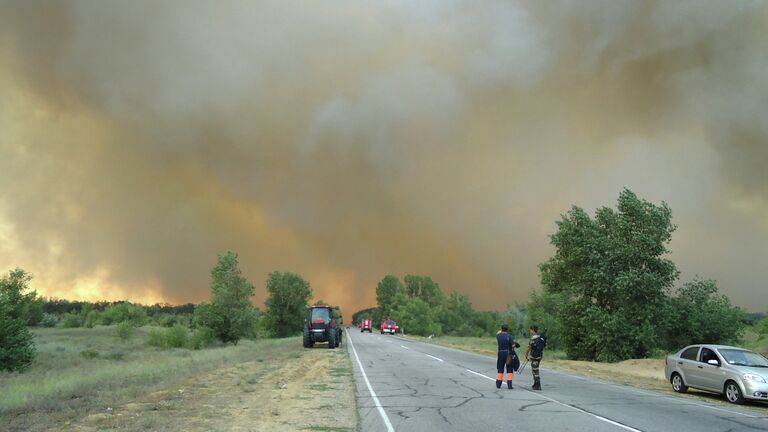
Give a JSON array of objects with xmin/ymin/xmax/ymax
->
[{"xmin": 1, "ymin": 0, "xmax": 767, "ymax": 312}]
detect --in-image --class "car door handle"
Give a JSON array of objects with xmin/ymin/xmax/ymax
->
[{"xmin": 678, "ymin": 361, "xmax": 683, "ymax": 365}]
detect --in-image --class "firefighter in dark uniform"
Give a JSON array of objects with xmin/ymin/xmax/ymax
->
[
  {"xmin": 495, "ymin": 324, "xmax": 520, "ymax": 389},
  {"xmin": 525, "ymin": 325, "xmax": 543, "ymax": 390}
]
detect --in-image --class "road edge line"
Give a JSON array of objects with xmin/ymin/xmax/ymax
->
[{"xmin": 347, "ymin": 331, "xmax": 395, "ymax": 432}]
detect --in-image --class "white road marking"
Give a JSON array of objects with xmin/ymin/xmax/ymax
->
[
  {"xmin": 466, "ymin": 369, "xmax": 493, "ymax": 380},
  {"xmin": 425, "ymin": 354, "xmax": 444, "ymax": 362},
  {"xmin": 347, "ymin": 332, "xmax": 395, "ymax": 432},
  {"xmin": 465, "ymin": 368, "xmax": 643, "ymax": 432},
  {"xmin": 400, "ymin": 345, "xmax": 409, "ymax": 350}
]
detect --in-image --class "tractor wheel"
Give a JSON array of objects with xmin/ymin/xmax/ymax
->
[
  {"xmin": 328, "ymin": 328, "xmax": 337, "ymax": 349},
  {"xmin": 303, "ymin": 328, "xmax": 313, "ymax": 348}
]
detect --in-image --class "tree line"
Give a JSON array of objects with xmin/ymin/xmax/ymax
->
[
  {"xmin": 1, "ymin": 189, "xmax": 762, "ymax": 372},
  {"xmin": 353, "ymin": 274, "xmax": 527, "ymax": 338},
  {"xmin": 1, "ymin": 251, "xmax": 315, "ymax": 372}
]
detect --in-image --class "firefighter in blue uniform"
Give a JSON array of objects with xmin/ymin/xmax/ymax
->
[{"xmin": 495, "ymin": 324, "xmax": 520, "ymax": 389}]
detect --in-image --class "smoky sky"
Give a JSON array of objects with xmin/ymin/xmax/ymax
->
[{"xmin": 1, "ymin": 0, "xmax": 767, "ymax": 313}]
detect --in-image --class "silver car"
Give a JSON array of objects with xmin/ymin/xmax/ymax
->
[{"xmin": 665, "ymin": 344, "xmax": 768, "ymax": 404}]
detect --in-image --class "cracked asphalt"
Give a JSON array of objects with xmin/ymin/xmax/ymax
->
[{"xmin": 347, "ymin": 330, "xmax": 768, "ymax": 432}]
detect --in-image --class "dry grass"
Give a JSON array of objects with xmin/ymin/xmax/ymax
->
[{"xmin": 0, "ymin": 327, "xmax": 357, "ymax": 431}]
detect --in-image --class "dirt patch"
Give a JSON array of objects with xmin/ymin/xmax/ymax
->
[{"xmin": 66, "ymin": 343, "xmax": 357, "ymax": 431}]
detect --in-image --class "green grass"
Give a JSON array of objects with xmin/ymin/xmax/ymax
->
[{"xmin": 0, "ymin": 326, "xmax": 299, "ymax": 425}]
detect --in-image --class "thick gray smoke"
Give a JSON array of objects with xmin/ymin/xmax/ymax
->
[{"xmin": 1, "ymin": 0, "xmax": 767, "ymax": 312}]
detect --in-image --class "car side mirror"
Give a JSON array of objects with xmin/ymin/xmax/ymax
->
[{"xmin": 707, "ymin": 359, "xmax": 720, "ymax": 366}]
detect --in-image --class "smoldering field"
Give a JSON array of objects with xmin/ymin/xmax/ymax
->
[{"xmin": 1, "ymin": 1, "xmax": 767, "ymax": 314}]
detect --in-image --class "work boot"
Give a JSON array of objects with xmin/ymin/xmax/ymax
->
[
  {"xmin": 532, "ymin": 379, "xmax": 541, "ymax": 390},
  {"xmin": 507, "ymin": 381, "xmax": 513, "ymax": 389},
  {"xmin": 496, "ymin": 380, "xmax": 502, "ymax": 389}
]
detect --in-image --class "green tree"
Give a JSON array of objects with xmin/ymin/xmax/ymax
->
[
  {"xmin": 403, "ymin": 275, "xmax": 444, "ymax": 308},
  {"xmin": 376, "ymin": 275, "xmax": 404, "ymax": 318},
  {"xmin": 0, "ymin": 269, "xmax": 42, "ymax": 325},
  {"xmin": 663, "ymin": 278, "xmax": 745, "ymax": 348},
  {"xmin": 0, "ymin": 269, "xmax": 37, "ymax": 371},
  {"xmin": 352, "ymin": 307, "xmax": 379, "ymax": 326},
  {"xmin": 264, "ymin": 271, "xmax": 312, "ymax": 337},
  {"xmin": 527, "ymin": 289, "xmax": 565, "ymax": 350},
  {"xmin": 502, "ymin": 303, "xmax": 528, "ymax": 338},
  {"xmin": 196, "ymin": 251, "xmax": 257, "ymax": 344},
  {"xmin": 440, "ymin": 291, "xmax": 476, "ymax": 335},
  {"xmin": 391, "ymin": 293, "xmax": 442, "ymax": 336},
  {"xmin": 757, "ymin": 316, "xmax": 768, "ymax": 337},
  {"xmin": 539, "ymin": 189, "xmax": 679, "ymax": 361}
]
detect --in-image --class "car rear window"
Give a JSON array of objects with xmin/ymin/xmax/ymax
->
[
  {"xmin": 311, "ymin": 308, "xmax": 330, "ymax": 320},
  {"xmin": 680, "ymin": 346, "xmax": 699, "ymax": 360}
]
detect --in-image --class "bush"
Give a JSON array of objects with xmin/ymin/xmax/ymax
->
[
  {"xmin": 190, "ymin": 327, "xmax": 215, "ymax": 350},
  {"xmin": 39, "ymin": 313, "xmax": 59, "ymax": 328},
  {"xmin": 61, "ymin": 312, "xmax": 83, "ymax": 328},
  {"xmin": 146, "ymin": 328, "xmax": 166, "ymax": 348},
  {"xmin": 165, "ymin": 325, "xmax": 189, "ymax": 348},
  {"xmin": 253, "ymin": 315, "xmax": 273, "ymax": 339},
  {"xmin": 102, "ymin": 302, "xmax": 148, "ymax": 326},
  {"xmin": 80, "ymin": 349, "xmax": 100, "ymax": 359},
  {"xmin": 84, "ymin": 310, "xmax": 102, "ymax": 328},
  {"xmin": 116, "ymin": 322, "xmax": 135, "ymax": 341},
  {"xmin": 157, "ymin": 313, "xmax": 176, "ymax": 327}
]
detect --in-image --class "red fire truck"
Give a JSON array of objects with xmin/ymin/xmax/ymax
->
[
  {"xmin": 380, "ymin": 319, "xmax": 399, "ymax": 334},
  {"xmin": 360, "ymin": 318, "xmax": 373, "ymax": 332}
]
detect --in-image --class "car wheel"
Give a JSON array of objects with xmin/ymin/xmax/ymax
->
[
  {"xmin": 671, "ymin": 373, "xmax": 688, "ymax": 393},
  {"xmin": 724, "ymin": 381, "xmax": 745, "ymax": 404}
]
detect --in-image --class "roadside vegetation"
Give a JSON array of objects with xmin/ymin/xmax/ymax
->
[{"xmin": 353, "ymin": 189, "xmax": 758, "ymax": 365}]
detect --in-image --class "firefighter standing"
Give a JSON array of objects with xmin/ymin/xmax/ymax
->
[
  {"xmin": 495, "ymin": 324, "xmax": 519, "ymax": 389},
  {"xmin": 525, "ymin": 325, "xmax": 543, "ymax": 390}
]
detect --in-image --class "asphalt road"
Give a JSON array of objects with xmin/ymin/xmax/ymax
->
[{"xmin": 346, "ymin": 329, "xmax": 768, "ymax": 432}]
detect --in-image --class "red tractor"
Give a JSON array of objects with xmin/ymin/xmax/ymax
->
[{"xmin": 303, "ymin": 305, "xmax": 343, "ymax": 349}]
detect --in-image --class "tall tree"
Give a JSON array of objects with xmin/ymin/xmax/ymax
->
[
  {"xmin": 0, "ymin": 269, "xmax": 37, "ymax": 371},
  {"xmin": 376, "ymin": 275, "xmax": 404, "ymax": 318},
  {"xmin": 196, "ymin": 251, "xmax": 256, "ymax": 344},
  {"xmin": 264, "ymin": 271, "xmax": 312, "ymax": 337},
  {"xmin": 539, "ymin": 189, "xmax": 679, "ymax": 361}
]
